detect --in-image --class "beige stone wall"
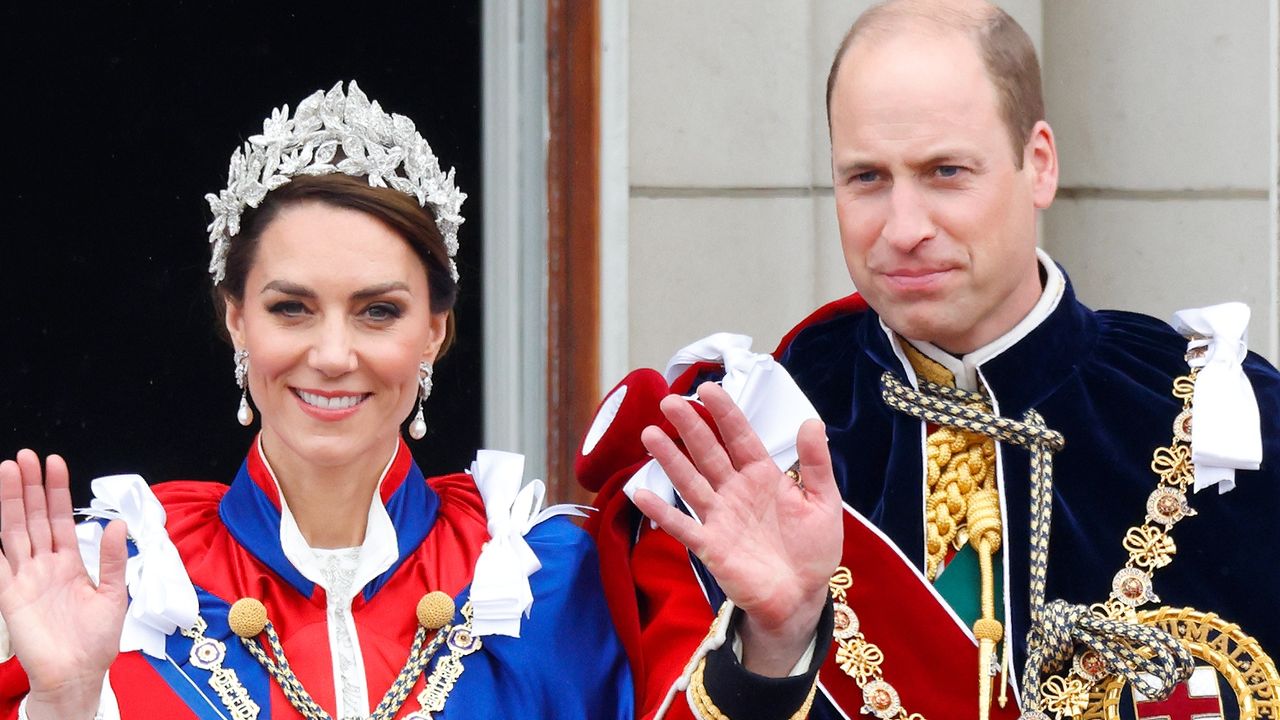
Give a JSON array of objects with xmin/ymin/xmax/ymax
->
[
  {"xmin": 1040, "ymin": 1, "xmax": 1277, "ymax": 361},
  {"xmin": 617, "ymin": 1, "xmax": 1278, "ymax": 374}
]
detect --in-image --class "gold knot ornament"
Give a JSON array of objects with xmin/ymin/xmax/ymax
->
[
  {"xmin": 417, "ymin": 591, "xmax": 456, "ymax": 630},
  {"xmin": 228, "ymin": 597, "xmax": 268, "ymax": 638}
]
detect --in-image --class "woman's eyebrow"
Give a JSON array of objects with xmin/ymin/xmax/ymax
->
[
  {"xmin": 260, "ymin": 280, "xmax": 314, "ymax": 297},
  {"xmin": 351, "ymin": 282, "xmax": 411, "ymax": 300}
]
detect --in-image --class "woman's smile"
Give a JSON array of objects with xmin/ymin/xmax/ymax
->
[{"xmin": 292, "ymin": 388, "xmax": 372, "ymax": 419}]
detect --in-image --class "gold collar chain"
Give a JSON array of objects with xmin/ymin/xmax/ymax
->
[
  {"xmin": 176, "ymin": 592, "xmax": 476, "ymax": 720},
  {"xmin": 827, "ymin": 367, "xmax": 1209, "ymax": 719}
]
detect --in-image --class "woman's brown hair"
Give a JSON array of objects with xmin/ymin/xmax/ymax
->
[{"xmin": 211, "ymin": 173, "xmax": 459, "ymax": 354}]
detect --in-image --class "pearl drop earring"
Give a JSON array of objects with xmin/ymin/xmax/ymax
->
[
  {"xmin": 234, "ymin": 349, "xmax": 254, "ymax": 427},
  {"xmin": 409, "ymin": 361, "xmax": 434, "ymax": 440}
]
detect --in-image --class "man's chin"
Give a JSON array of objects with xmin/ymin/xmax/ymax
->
[{"xmin": 880, "ymin": 306, "xmax": 965, "ymax": 348}]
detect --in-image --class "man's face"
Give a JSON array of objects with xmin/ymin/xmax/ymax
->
[{"xmin": 828, "ymin": 29, "xmax": 1056, "ymax": 354}]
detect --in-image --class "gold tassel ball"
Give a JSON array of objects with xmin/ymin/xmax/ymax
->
[
  {"xmin": 417, "ymin": 591, "xmax": 456, "ymax": 630},
  {"xmin": 229, "ymin": 597, "xmax": 268, "ymax": 638}
]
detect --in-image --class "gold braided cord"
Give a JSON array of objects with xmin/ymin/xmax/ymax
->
[
  {"xmin": 900, "ymin": 345, "xmax": 1004, "ymax": 720},
  {"xmin": 687, "ymin": 657, "xmax": 817, "ymax": 720},
  {"xmin": 1039, "ymin": 370, "xmax": 1208, "ymax": 715},
  {"xmin": 901, "ymin": 343, "xmax": 1000, "ymax": 582},
  {"xmin": 234, "ymin": 599, "xmax": 465, "ymax": 720},
  {"xmin": 879, "ymin": 371, "xmax": 1193, "ymax": 719}
]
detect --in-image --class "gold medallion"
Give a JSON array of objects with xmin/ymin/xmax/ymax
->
[{"xmin": 1080, "ymin": 606, "xmax": 1279, "ymax": 719}]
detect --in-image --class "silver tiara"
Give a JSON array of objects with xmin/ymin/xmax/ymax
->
[{"xmin": 205, "ymin": 80, "xmax": 466, "ymax": 286}]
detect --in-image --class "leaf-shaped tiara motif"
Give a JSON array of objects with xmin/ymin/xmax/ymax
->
[{"xmin": 205, "ymin": 80, "xmax": 466, "ymax": 286}]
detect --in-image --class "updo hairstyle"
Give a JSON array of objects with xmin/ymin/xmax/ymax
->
[{"xmin": 211, "ymin": 173, "xmax": 459, "ymax": 354}]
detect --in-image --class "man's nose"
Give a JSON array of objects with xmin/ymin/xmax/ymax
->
[
  {"xmin": 881, "ymin": 182, "xmax": 936, "ymax": 251},
  {"xmin": 308, "ymin": 318, "xmax": 358, "ymax": 376}
]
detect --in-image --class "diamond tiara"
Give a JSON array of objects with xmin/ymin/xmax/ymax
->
[{"xmin": 205, "ymin": 80, "xmax": 466, "ymax": 286}]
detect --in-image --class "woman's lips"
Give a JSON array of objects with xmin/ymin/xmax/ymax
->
[{"xmin": 292, "ymin": 388, "xmax": 370, "ymax": 420}]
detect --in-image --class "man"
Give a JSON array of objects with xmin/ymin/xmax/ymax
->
[{"xmin": 579, "ymin": 1, "xmax": 1280, "ymax": 718}]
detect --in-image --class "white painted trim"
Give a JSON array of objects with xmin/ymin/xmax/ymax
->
[
  {"xmin": 599, "ymin": 0, "xmax": 631, "ymax": 388},
  {"xmin": 1269, "ymin": 0, "xmax": 1279, "ymax": 364},
  {"xmin": 482, "ymin": 0, "xmax": 549, "ymax": 477}
]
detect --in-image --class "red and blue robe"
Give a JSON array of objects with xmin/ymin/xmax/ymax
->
[{"xmin": 1, "ymin": 439, "xmax": 635, "ymax": 718}]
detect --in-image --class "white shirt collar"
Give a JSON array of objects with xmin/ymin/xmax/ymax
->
[
  {"xmin": 256, "ymin": 436, "xmax": 401, "ymax": 600},
  {"xmin": 881, "ymin": 248, "xmax": 1066, "ymax": 391}
]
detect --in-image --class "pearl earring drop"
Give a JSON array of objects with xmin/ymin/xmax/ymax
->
[
  {"xmin": 234, "ymin": 349, "xmax": 254, "ymax": 427},
  {"xmin": 409, "ymin": 361, "xmax": 434, "ymax": 440}
]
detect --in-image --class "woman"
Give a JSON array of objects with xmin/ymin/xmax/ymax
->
[{"xmin": 0, "ymin": 81, "xmax": 633, "ymax": 719}]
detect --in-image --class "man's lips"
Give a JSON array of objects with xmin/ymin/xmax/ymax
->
[{"xmin": 880, "ymin": 267, "xmax": 956, "ymax": 292}]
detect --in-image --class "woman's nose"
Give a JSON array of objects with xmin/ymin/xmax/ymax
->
[{"xmin": 308, "ymin": 319, "xmax": 358, "ymax": 376}]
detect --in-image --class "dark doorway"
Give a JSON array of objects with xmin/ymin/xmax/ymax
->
[{"xmin": 0, "ymin": 2, "xmax": 484, "ymax": 504}]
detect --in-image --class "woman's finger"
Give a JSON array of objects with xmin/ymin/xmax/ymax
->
[
  {"xmin": 15, "ymin": 450, "xmax": 53, "ymax": 555},
  {"xmin": 44, "ymin": 454, "xmax": 79, "ymax": 554},
  {"xmin": 640, "ymin": 425, "xmax": 718, "ymax": 515},
  {"xmin": 0, "ymin": 458, "xmax": 32, "ymax": 568},
  {"xmin": 96, "ymin": 520, "xmax": 130, "ymax": 605}
]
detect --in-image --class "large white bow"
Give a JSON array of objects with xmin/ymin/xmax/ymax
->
[
  {"xmin": 623, "ymin": 333, "xmax": 821, "ymax": 513},
  {"xmin": 1171, "ymin": 303, "xmax": 1262, "ymax": 494},
  {"xmin": 468, "ymin": 450, "xmax": 589, "ymax": 637},
  {"xmin": 76, "ymin": 474, "xmax": 199, "ymax": 659}
]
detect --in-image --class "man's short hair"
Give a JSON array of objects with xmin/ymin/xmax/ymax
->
[{"xmin": 825, "ymin": 0, "xmax": 1044, "ymax": 167}]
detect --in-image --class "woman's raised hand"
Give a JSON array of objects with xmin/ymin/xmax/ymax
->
[
  {"xmin": 0, "ymin": 450, "xmax": 128, "ymax": 719},
  {"xmin": 631, "ymin": 382, "xmax": 842, "ymax": 677}
]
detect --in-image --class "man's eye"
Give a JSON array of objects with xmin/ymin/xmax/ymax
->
[
  {"xmin": 936, "ymin": 165, "xmax": 962, "ymax": 178},
  {"xmin": 364, "ymin": 303, "xmax": 403, "ymax": 321},
  {"xmin": 268, "ymin": 301, "xmax": 308, "ymax": 316},
  {"xmin": 852, "ymin": 170, "xmax": 879, "ymax": 183}
]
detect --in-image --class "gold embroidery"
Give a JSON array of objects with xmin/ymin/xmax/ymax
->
[
  {"xmin": 686, "ymin": 656, "xmax": 817, "ymax": 720},
  {"xmin": 827, "ymin": 567, "xmax": 926, "ymax": 720},
  {"xmin": 180, "ymin": 616, "xmax": 261, "ymax": 720},
  {"xmin": 410, "ymin": 602, "xmax": 482, "ymax": 719},
  {"xmin": 1082, "ymin": 607, "xmax": 1280, "ymax": 719}
]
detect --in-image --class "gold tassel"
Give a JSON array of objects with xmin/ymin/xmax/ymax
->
[{"xmin": 968, "ymin": 488, "xmax": 1004, "ymax": 720}]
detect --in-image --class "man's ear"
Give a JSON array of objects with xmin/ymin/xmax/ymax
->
[{"xmin": 1025, "ymin": 120, "xmax": 1059, "ymax": 210}]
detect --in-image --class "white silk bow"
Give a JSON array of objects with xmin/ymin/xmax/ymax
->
[
  {"xmin": 1171, "ymin": 303, "xmax": 1262, "ymax": 494},
  {"xmin": 623, "ymin": 333, "xmax": 821, "ymax": 513},
  {"xmin": 77, "ymin": 474, "xmax": 199, "ymax": 659},
  {"xmin": 468, "ymin": 450, "xmax": 589, "ymax": 637}
]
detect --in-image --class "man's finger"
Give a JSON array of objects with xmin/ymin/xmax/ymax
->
[
  {"xmin": 640, "ymin": 425, "xmax": 718, "ymax": 515},
  {"xmin": 796, "ymin": 419, "xmax": 839, "ymax": 505},
  {"xmin": 0, "ymin": 458, "xmax": 32, "ymax": 567},
  {"xmin": 632, "ymin": 488, "xmax": 706, "ymax": 557},
  {"xmin": 659, "ymin": 393, "xmax": 737, "ymax": 489},
  {"xmin": 696, "ymin": 382, "xmax": 774, "ymax": 471},
  {"xmin": 44, "ymin": 454, "xmax": 79, "ymax": 554}
]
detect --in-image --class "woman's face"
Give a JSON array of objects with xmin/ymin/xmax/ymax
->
[{"xmin": 224, "ymin": 201, "xmax": 447, "ymax": 471}]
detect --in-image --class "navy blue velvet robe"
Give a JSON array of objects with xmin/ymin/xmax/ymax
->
[{"xmin": 778, "ymin": 275, "xmax": 1280, "ymax": 714}]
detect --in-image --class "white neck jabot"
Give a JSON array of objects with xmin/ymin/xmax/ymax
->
[
  {"xmin": 256, "ymin": 436, "xmax": 400, "ymax": 601},
  {"xmin": 884, "ymin": 248, "xmax": 1066, "ymax": 392}
]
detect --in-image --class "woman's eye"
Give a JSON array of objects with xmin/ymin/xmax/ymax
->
[
  {"xmin": 268, "ymin": 300, "xmax": 309, "ymax": 317},
  {"xmin": 364, "ymin": 303, "xmax": 403, "ymax": 321}
]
